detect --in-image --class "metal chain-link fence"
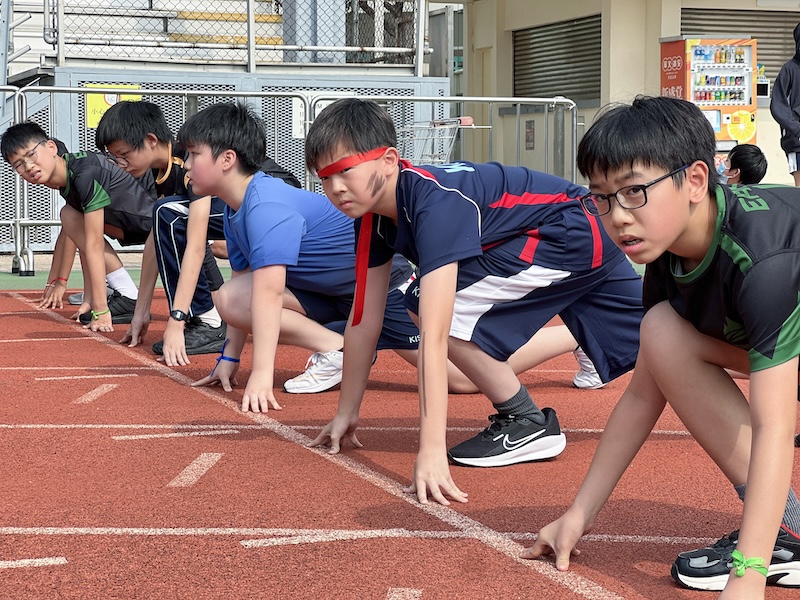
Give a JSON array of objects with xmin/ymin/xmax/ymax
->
[{"xmin": 50, "ymin": 0, "xmax": 420, "ymax": 66}]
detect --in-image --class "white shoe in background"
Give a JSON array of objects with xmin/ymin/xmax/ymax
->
[{"xmin": 572, "ymin": 347, "xmax": 607, "ymax": 389}]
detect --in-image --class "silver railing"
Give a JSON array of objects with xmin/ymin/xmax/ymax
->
[{"xmin": 2, "ymin": 86, "xmax": 578, "ymax": 274}]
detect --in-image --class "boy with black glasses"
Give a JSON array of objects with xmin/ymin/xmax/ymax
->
[{"xmin": 525, "ymin": 95, "xmax": 800, "ymax": 596}]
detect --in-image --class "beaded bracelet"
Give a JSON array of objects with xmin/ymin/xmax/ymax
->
[
  {"xmin": 209, "ymin": 339, "xmax": 240, "ymax": 377},
  {"xmin": 731, "ymin": 549, "xmax": 768, "ymax": 577},
  {"xmin": 91, "ymin": 308, "xmax": 111, "ymax": 320}
]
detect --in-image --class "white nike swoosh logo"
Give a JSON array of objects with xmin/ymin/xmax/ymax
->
[{"xmin": 496, "ymin": 429, "xmax": 546, "ymax": 450}]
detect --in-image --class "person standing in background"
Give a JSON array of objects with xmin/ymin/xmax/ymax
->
[{"xmin": 770, "ymin": 23, "xmax": 800, "ymax": 186}]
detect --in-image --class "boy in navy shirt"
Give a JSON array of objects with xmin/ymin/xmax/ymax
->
[
  {"xmin": 524, "ymin": 96, "xmax": 800, "ymax": 595},
  {"xmin": 304, "ymin": 98, "xmax": 643, "ymax": 505}
]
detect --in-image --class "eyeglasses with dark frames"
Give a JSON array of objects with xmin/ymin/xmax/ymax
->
[
  {"xmin": 579, "ymin": 164, "xmax": 691, "ymax": 217},
  {"xmin": 11, "ymin": 139, "xmax": 48, "ymax": 173},
  {"xmin": 104, "ymin": 151, "xmax": 129, "ymax": 168}
]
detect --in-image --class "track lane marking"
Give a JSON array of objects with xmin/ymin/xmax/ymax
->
[
  {"xmin": 72, "ymin": 384, "xmax": 118, "ymax": 404},
  {"xmin": 167, "ymin": 453, "xmax": 224, "ymax": 487},
  {"xmin": 36, "ymin": 374, "xmax": 139, "ymax": 381},
  {"xmin": 387, "ymin": 589, "xmax": 422, "ymax": 599},
  {"xmin": 114, "ymin": 430, "xmax": 240, "ymax": 441},
  {"xmin": 0, "ymin": 557, "xmax": 68, "ymax": 569},
  {"xmin": 0, "ymin": 526, "xmax": 713, "ymax": 547},
  {"xmin": 0, "ymin": 422, "xmax": 694, "ymax": 436}
]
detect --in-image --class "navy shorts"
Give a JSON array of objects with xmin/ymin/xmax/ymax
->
[
  {"xmin": 290, "ymin": 286, "xmax": 419, "ymax": 351},
  {"xmin": 404, "ymin": 252, "xmax": 642, "ymax": 384}
]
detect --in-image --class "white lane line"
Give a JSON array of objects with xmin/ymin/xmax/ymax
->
[
  {"xmin": 0, "ymin": 527, "xmax": 713, "ymax": 547},
  {"xmin": 36, "ymin": 374, "xmax": 139, "ymax": 381},
  {"xmin": 166, "ymin": 453, "xmax": 224, "ymax": 487},
  {"xmin": 387, "ymin": 589, "xmax": 422, "ymax": 600},
  {"xmin": 0, "ymin": 557, "xmax": 68, "ymax": 569},
  {"xmin": 240, "ymin": 528, "xmax": 461, "ymax": 548},
  {"xmin": 114, "ymin": 430, "xmax": 240, "ymax": 441},
  {"xmin": 0, "ymin": 422, "xmax": 693, "ymax": 437},
  {"xmin": 0, "ymin": 366, "xmax": 155, "ymax": 371},
  {"xmin": 72, "ymin": 384, "xmax": 119, "ymax": 405},
  {"xmin": 0, "ymin": 337, "xmax": 91, "ymax": 343}
]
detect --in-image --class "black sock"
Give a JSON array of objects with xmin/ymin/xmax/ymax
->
[{"xmin": 493, "ymin": 384, "xmax": 545, "ymax": 424}]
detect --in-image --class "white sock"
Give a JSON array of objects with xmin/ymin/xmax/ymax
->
[
  {"xmin": 105, "ymin": 267, "xmax": 138, "ymax": 299},
  {"xmin": 197, "ymin": 307, "xmax": 222, "ymax": 328}
]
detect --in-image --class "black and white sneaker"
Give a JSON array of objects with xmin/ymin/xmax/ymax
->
[
  {"xmin": 78, "ymin": 290, "xmax": 136, "ymax": 325},
  {"xmin": 152, "ymin": 319, "xmax": 227, "ymax": 356},
  {"xmin": 671, "ymin": 527, "xmax": 800, "ymax": 590},
  {"xmin": 447, "ymin": 407, "xmax": 566, "ymax": 467}
]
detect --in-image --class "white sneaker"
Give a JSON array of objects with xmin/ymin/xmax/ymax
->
[
  {"xmin": 572, "ymin": 347, "xmax": 607, "ymax": 389},
  {"xmin": 284, "ymin": 350, "xmax": 344, "ymax": 394}
]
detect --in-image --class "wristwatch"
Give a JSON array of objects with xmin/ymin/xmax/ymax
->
[{"xmin": 169, "ymin": 309, "xmax": 189, "ymax": 322}]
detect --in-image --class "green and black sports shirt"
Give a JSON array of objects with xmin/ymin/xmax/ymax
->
[{"xmin": 643, "ymin": 184, "xmax": 800, "ymax": 371}]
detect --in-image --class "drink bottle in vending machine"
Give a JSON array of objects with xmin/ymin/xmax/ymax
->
[{"xmin": 660, "ymin": 36, "xmax": 757, "ymax": 147}]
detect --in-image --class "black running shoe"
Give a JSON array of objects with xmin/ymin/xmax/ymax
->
[
  {"xmin": 78, "ymin": 290, "xmax": 136, "ymax": 325},
  {"xmin": 671, "ymin": 527, "xmax": 800, "ymax": 590},
  {"xmin": 447, "ymin": 407, "xmax": 566, "ymax": 467},
  {"xmin": 152, "ymin": 318, "xmax": 227, "ymax": 356}
]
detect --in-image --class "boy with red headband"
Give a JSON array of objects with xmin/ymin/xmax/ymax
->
[
  {"xmin": 304, "ymin": 98, "xmax": 643, "ymax": 505},
  {"xmin": 176, "ymin": 101, "xmax": 609, "ymax": 413}
]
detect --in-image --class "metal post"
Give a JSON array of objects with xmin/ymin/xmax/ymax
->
[
  {"xmin": 553, "ymin": 99, "xmax": 565, "ymax": 179},
  {"xmin": 414, "ymin": 0, "xmax": 427, "ymax": 77},
  {"xmin": 246, "ymin": 0, "xmax": 256, "ymax": 72}
]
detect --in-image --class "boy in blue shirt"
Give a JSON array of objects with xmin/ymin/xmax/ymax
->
[
  {"xmin": 176, "ymin": 102, "xmax": 428, "ymax": 411},
  {"xmin": 94, "ymin": 100, "xmax": 302, "ymax": 364},
  {"xmin": 303, "ymin": 98, "xmax": 643, "ymax": 505},
  {"xmin": 524, "ymin": 96, "xmax": 800, "ymax": 596}
]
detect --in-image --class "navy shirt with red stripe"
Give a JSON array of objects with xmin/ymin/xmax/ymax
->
[{"xmin": 365, "ymin": 160, "xmax": 619, "ymax": 276}]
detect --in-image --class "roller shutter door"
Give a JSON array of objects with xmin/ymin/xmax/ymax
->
[{"xmin": 513, "ymin": 14, "xmax": 601, "ymax": 101}]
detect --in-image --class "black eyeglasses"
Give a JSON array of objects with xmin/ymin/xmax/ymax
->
[
  {"xmin": 104, "ymin": 151, "xmax": 129, "ymax": 167},
  {"xmin": 579, "ymin": 164, "xmax": 690, "ymax": 217},
  {"xmin": 11, "ymin": 139, "xmax": 48, "ymax": 173}
]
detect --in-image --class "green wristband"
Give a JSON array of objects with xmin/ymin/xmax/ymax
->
[
  {"xmin": 91, "ymin": 308, "xmax": 111, "ymax": 320},
  {"xmin": 731, "ymin": 549, "xmax": 768, "ymax": 577}
]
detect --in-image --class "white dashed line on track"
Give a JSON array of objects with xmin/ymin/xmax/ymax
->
[
  {"xmin": 0, "ymin": 557, "xmax": 68, "ymax": 569},
  {"xmin": 166, "ymin": 452, "xmax": 224, "ymax": 487},
  {"xmin": 72, "ymin": 384, "xmax": 119, "ymax": 404}
]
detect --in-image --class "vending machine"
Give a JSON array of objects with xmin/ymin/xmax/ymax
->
[{"xmin": 660, "ymin": 36, "xmax": 757, "ymax": 151}]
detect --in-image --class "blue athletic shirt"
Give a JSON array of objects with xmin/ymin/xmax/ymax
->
[
  {"xmin": 364, "ymin": 160, "xmax": 619, "ymax": 276},
  {"xmin": 224, "ymin": 171, "xmax": 356, "ymax": 296}
]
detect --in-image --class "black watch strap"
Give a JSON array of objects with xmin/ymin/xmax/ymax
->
[{"xmin": 170, "ymin": 309, "xmax": 189, "ymax": 322}]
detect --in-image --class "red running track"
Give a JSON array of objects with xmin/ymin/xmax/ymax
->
[{"xmin": 0, "ymin": 289, "xmax": 798, "ymax": 599}]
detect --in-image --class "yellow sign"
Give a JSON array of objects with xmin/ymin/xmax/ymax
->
[{"xmin": 85, "ymin": 84, "xmax": 142, "ymax": 129}]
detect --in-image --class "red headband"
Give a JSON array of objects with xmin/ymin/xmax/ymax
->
[
  {"xmin": 316, "ymin": 147, "xmax": 387, "ymax": 327},
  {"xmin": 316, "ymin": 147, "xmax": 388, "ymax": 178}
]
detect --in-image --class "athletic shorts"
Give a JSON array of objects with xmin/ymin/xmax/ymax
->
[
  {"xmin": 403, "ymin": 245, "xmax": 643, "ymax": 384},
  {"xmin": 290, "ymin": 286, "xmax": 419, "ymax": 351},
  {"xmin": 788, "ymin": 152, "xmax": 799, "ymax": 175},
  {"xmin": 115, "ymin": 229, "xmax": 150, "ymax": 246}
]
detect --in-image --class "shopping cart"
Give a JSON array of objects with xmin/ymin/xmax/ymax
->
[{"xmin": 396, "ymin": 116, "xmax": 475, "ymax": 164}]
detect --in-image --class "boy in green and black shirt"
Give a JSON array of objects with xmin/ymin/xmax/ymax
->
[
  {"xmin": 1, "ymin": 121, "xmax": 154, "ymax": 333},
  {"xmin": 523, "ymin": 96, "xmax": 800, "ymax": 596}
]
